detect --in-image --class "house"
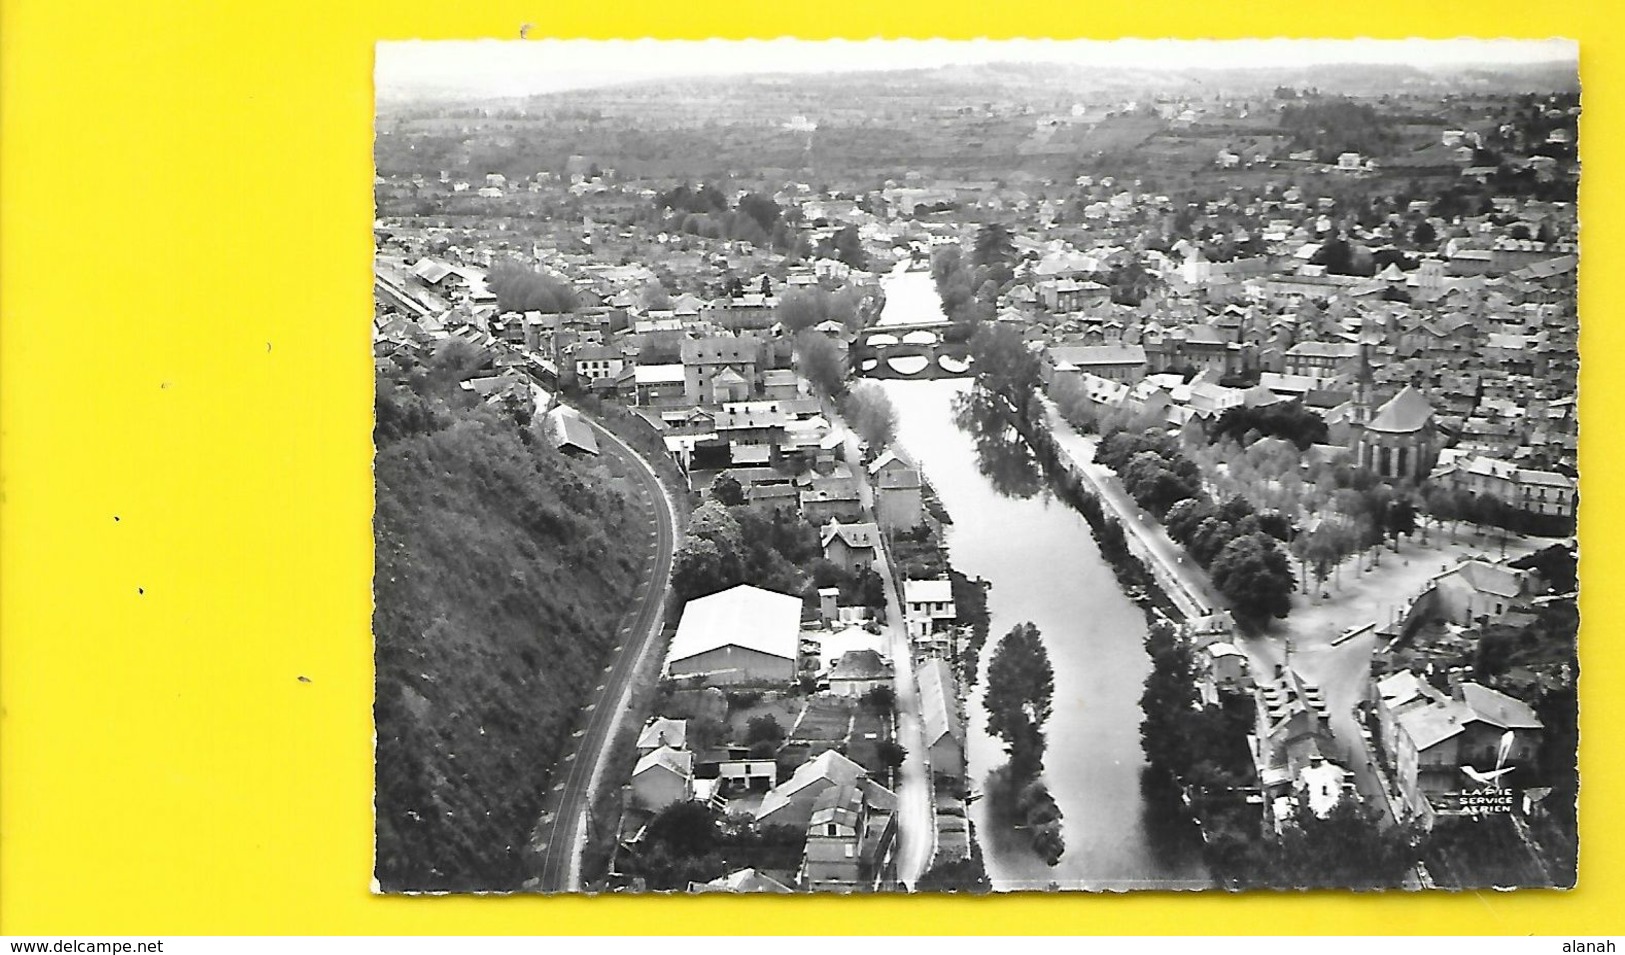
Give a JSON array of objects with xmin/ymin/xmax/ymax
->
[
  {"xmin": 1431, "ymin": 452, "xmax": 1577, "ymax": 527},
  {"xmin": 1374, "ymin": 670, "xmax": 1449, "ymax": 763},
  {"xmin": 1390, "ymin": 678, "xmax": 1543, "ymax": 819},
  {"xmin": 827, "ymin": 649, "xmax": 894, "ymax": 699},
  {"xmin": 916, "ymin": 659, "xmax": 966, "ymax": 778},
  {"xmin": 636, "ymin": 717, "xmax": 688, "ymax": 756},
  {"xmin": 868, "ymin": 450, "xmax": 925, "ymax": 532},
  {"xmin": 1252, "ymin": 666, "xmax": 1334, "ymax": 794},
  {"xmin": 696, "ymin": 746, "xmax": 778, "ymax": 794},
  {"xmin": 756, "ymin": 749, "xmax": 893, "ymax": 830},
  {"xmin": 761, "ymin": 368, "xmax": 804, "ymax": 401},
  {"xmin": 572, "ymin": 343, "xmax": 624, "ymax": 383},
  {"xmin": 665, "ymin": 584, "xmax": 804, "ymax": 686},
  {"xmin": 1283, "ymin": 340, "xmax": 1359, "ymax": 379},
  {"xmin": 820, "ymin": 520, "xmax": 880, "ymax": 574},
  {"xmin": 630, "ymin": 745, "xmax": 694, "ymax": 810},
  {"xmin": 690, "ymin": 868, "xmax": 794, "ymax": 894},
  {"xmin": 1430, "ymin": 559, "xmax": 1534, "ymax": 626},
  {"xmin": 800, "ymin": 483, "xmax": 864, "ymax": 525},
  {"xmin": 1043, "ymin": 343, "xmax": 1149, "ymax": 385},
  {"xmin": 1198, "ymin": 642, "xmax": 1251, "ymax": 706},
  {"xmin": 682, "ymin": 336, "xmax": 761, "ymax": 408},
  {"xmin": 715, "ymin": 400, "xmax": 792, "ymax": 467},
  {"xmin": 634, "ymin": 364, "xmax": 688, "ymax": 409},
  {"xmin": 903, "ymin": 578, "xmax": 956, "ymax": 640},
  {"xmin": 544, "ymin": 405, "xmax": 599, "ymax": 456},
  {"xmin": 801, "ymin": 779, "xmax": 898, "ymax": 892}
]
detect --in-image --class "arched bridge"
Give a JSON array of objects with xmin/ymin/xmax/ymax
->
[{"xmin": 851, "ymin": 320, "xmax": 974, "ymax": 380}]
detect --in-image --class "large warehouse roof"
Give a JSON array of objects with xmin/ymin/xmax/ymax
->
[{"xmin": 667, "ymin": 584, "xmax": 802, "ymax": 665}]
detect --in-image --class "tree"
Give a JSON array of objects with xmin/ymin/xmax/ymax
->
[
  {"xmin": 746, "ymin": 714, "xmax": 785, "ymax": 747},
  {"xmin": 641, "ymin": 281, "xmax": 672, "ymax": 310},
  {"xmin": 737, "ymin": 192, "xmax": 782, "ymax": 234},
  {"xmin": 778, "ymin": 288, "xmax": 826, "ymax": 334},
  {"xmin": 1139, "ymin": 620, "xmax": 1199, "ymax": 783},
  {"xmin": 1274, "ymin": 799, "xmax": 1422, "ymax": 889},
  {"xmin": 710, "ymin": 472, "xmax": 744, "ymax": 507},
  {"xmin": 973, "ymin": 222, "xmax": 1016, "ymax": 271},
  {"xmin": 673, "ymin": 538, "xmax": 728, "ymax": 600},
  {"xmin": 842, "ymin": 381, "xmax": 899, "ymax": 454},
  {"xmin": 917, "ymin": 852, "xmax": 992, "ymax": 893},
  {"xmin": 1311, "ymin": 235, "xmax": 1354, "ymax": 275},
  {"xmin": 794, "ymin": 329, "xmax": 848, "ymax": 400},
  {"xmin": 875, "ymin": 740, "xmax": 907, "ymax": 769},
  {"xmin": 832, "ymin": 225, "xmax": 868, "ymax": 270},
  {"xmin": 1412, "ymin": 219, "xmax": 1439, "ymax": 249},
  {"xmin": 1211, "ymin": 402, "xmax": 1329, "ymax": 451},
  {"xmin": 1209, "ymin": 532, "xmax": 1297, "ymax": 623},
  {"xmin": 861, "ymin": 684, "xmax": 896, "ymax": 712},
  {"xmin": 1386, "ymin": 497, "xmax": 1418, "ymax": 549},
  {"xmin": 969, "ymin": 323, "xmax": 1041, "ymax": 406},
  {"xmin": 1165, "ymin": 498, "xmax": 1216, "ymax": 544},
  {"xmin": 983, "ymin": 622, "xmax": 1055, "ymax": 780}
]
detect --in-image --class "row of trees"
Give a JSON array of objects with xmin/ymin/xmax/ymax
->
[
  {"xmin": 789, "ymin": 332, "xmax": 898, "ymax": 471},
  {"xmin": 931, "ymin": 226, "xmax": 1015, "ymax": 332},
  {"xmin": 1096, "ymin": 427, "xmax": 1298, "ymax": 625}
]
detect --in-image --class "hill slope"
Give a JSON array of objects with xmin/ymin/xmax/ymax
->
[{"xmin": 373, "ymin": 382, "xmax": 643, "ymax": 891}]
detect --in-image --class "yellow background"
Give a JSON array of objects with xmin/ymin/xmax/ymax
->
[{"xmin": 1, "ymin": 0, "xmax": 1617, "ymax": 935}]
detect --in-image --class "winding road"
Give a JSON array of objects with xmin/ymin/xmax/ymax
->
[{"xmin": 534, "ymin": 412, "xmax": 679, "ymax": 892}]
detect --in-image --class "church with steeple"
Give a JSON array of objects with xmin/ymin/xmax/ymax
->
[{"xmin": 1341, "ymin": 343, "xmax": 1440, "ymax": 483}]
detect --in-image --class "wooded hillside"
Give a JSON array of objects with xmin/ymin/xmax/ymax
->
[{"xmin": 373, "ymin": 378, "xmax": 643, "ymax": 891}]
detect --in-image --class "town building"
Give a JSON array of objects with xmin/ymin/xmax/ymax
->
[
  {"xmin": 826, "ymin": 649, "xmax": 894, "ymax": 699},
  {"xmin": 916, "ymin": 658, "xmax": 966, "ymax": 778},
  {"xmin": 820, "ymin": 520, "xmax": 880, "ymax": 574},
  {"xmin": 630, "ymin": 745, "xmax": 694, "ymax": 810},
  {"xmin": 868, "ymin": 450, "xmax": 925, "ymax": 532},
  {"xmin": 903, "ymin": 578, "xmax": 956, "ymax": 641}
]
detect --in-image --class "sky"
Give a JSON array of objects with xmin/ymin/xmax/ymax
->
[{"xmin": 376, "ymin": 37, "xmax": 1578, "ymax": 99}]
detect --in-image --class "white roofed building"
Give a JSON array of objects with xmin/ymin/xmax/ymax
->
[{"xmin": 665, "ymin": 584, "xmax": 804, "ymax": 686}]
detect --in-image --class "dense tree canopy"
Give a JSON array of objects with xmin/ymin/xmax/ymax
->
[
  {"xmin": 488, "ymin": 262, "xmax": 579, "ymax": 313},
  {"xmin": 1211, "ymin": 402, "xmax": 1329, "ymax": 451},
  {"xmin": 1209, "ymin": 532, "xmax": 1297, "ymax": 622}
]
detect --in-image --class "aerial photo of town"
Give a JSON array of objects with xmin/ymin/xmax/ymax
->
[{"xmin": 370, "ymin": 38, "xmax": 1581, "ymax": 894}]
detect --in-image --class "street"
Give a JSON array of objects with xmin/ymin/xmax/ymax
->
[
  {"xmin": 534, "ymin": 413, "xmax": 679, "ymax": 891},
  {"xmin": 835, "ymin": 417, "xmax": 936, "ymax": 888}
]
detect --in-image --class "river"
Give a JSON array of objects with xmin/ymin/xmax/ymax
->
[{"xmin": 878, "ymin": 267, "xmax": 1211, "ymax": 890}]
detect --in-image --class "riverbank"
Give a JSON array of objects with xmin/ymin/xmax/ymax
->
[{"xmin": 988, "ymin": 387, "xmax": 1190, "ymax": 627}]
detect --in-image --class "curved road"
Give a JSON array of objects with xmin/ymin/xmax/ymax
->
[{"xmin": 535, "ymin": 412, "xmax": 679, "ymax": 892}]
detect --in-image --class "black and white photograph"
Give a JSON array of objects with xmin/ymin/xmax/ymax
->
[{"xmin": 371, "ymin": 38, "xmax": 1581, "ymax": 894}]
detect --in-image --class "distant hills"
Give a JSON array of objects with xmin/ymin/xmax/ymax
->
[{"xmin": 380, "ymin": 56, "xmax": 1578, "ymax": 108}]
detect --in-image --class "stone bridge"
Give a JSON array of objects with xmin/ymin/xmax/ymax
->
[{"xmin": 851, "ymin": 321, "xmax": 974, "ymax": 380}]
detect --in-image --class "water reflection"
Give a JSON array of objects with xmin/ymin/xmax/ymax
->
[{"xmin": 951, "ymin": 387, "xmax": 1046, "ymax": 501}]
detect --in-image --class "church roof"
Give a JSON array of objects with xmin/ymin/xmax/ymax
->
[{"xmin": 1366, "ymin": 385, "xmax": 1435, "ymax": 434}]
